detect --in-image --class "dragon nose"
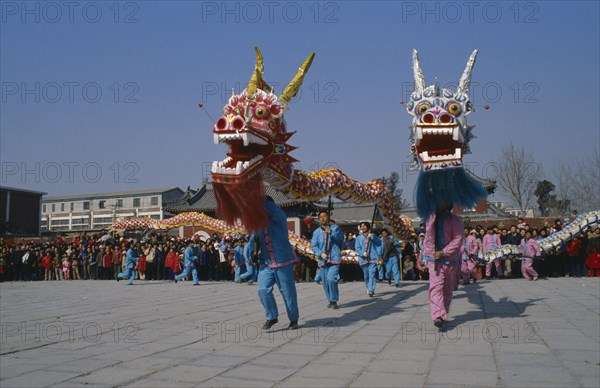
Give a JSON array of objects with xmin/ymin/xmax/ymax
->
[
  {"xmin": 215, "ymin": 117, "xmax": 227, "ymax": 130},
  {"xmin": 420, "ymin": 112, "xmax": 455, "ymax": 125},
  {"xmin": 422, "ymin": 112, "xmax": 435, "ymax": 124},
  {"xmin": 439, "ymin": 113, "xmax": 454, "ymax": 124}
]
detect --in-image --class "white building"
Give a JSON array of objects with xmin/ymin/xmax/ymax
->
[{"xmin": 41, "ymin": 187, "xmax": 184, "ymax": 232}]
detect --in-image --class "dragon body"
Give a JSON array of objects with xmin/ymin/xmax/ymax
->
[{"xmin": 482, "ymin": 211, "xmax": 600, "ymax": 262}]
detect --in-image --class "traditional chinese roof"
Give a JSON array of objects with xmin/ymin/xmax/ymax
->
[
  {"xmin": 467, "ymin": 170, "xmax": 496, "ymax": 194},
  {"xmin": 163, "ymin": 182, "xmax": 300, "ymax": 213}
]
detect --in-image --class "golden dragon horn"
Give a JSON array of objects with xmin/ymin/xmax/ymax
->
[
  {"xmin": 247, "ymin": 47, "xmax": 273, "ymax": 97},
  {"xmin": 279, "ymin": 52, "xmax": 315, "ymax": 104}
]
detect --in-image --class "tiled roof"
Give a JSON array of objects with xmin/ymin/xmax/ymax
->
[
  {"xmin": 467, "ymin": 170, "xmax": 496, "ymax": 193},
  {"xmin": 313, "ymin": 202, "xmax": 379, "ymax": 225},
  {"xmin": 163, "ymin": 182, "xmax": 300, "ymax": 213},
  {"xmin": 0, "ymin": 186, "xmax": 47, "ymax": 196},
  {"xmin": 43, "ymin": 187, "xmax": 183, "ymax": 201}
]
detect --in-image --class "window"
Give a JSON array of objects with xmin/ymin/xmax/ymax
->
[
  {"xmin": 83, "ymin": 202, "xmax": 90, "ymax": 210},
  {"xmin": 70, "ymin": 203, "xmax": 74, "ymax": 211},
  {"xmin": 99, "ymin": 200, "xmax": 106, "ymax": 209},
  {"xmin": 61, "ymin": 203, "xmax": 64, "ymax": 212},
  {"xmin": 51, "ymin": 204, "xmax": 55, "ymax": 212},
  {"xmin": 116, "ymin": 199, "xmax": 123, "ymax": 208},
  {"xmin": 133, "ymin": 198, "xmax": 140, "ymax": 207},
  {"xmin": 151, "ymin": 196, "xmax": 158, "ymax": 206},
  {"xmin": 43, "ymin": 204, "xmax": 46, "ymax": 213},
  {"xmin": 93, "ymin": 217, "xmax": 113, "ymax": 224}
]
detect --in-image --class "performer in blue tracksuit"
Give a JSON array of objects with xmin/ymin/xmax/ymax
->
[
  {"xmin": 311, "ymin": 210, "xmax": 344, "ymax": 309},
  {"xmin": 117, "ymin": 243, "xmax": 139, "ymax": 285},
  {"xmin": 381, "ymin": 229, "xmax": 401, "ymax": 287},
  {"xmin": 248, "ymin": 197, "xmax": 299, "ymax": 330},
  {"xmin": 355, "ymin": 222, "xmax": 383, "ymax": 297},
  {"xmin": 174, "ymin": 240, "xmax": 199, "ymax": 285},
  {"xmin": 233, "ymin": 240, "xmax": 246, "ymax": 283},
  {"xmin": 240, "ymin": 236, "xmax": 258, "ymax": 284}
]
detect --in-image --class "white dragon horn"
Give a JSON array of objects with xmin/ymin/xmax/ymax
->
[
  {"xmin": 412, "ymin": 49, "xmax": 426, "ymax": 94},
  {"xmin": 456, "ymin": 49, "xmax": 478, "ymax": 96}
]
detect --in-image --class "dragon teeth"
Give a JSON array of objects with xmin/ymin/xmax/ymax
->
[
  {"xmin": 419, "ymin": 148, "xmax": 462, "ymax": 163},
  {"xmin": 416, "ymin": 127, "xmax": 423, "ymax": 140}
]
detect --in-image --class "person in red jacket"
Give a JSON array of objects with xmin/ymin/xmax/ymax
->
[
  {"xmin": 137, "ymin": 253, "xmax": 147, "ymax": 280},
  {"xmin": 165, "ymin": 248, "xmax": 177, "ymax": 280},
  {"xmin": 584, "ymin": 247, "xmax": 600, "ymax": 277},
  {"xmin": 42, "ymin": 251, "xmax": 53, "ymax": 280},
  {"xmin": 567, "ymin": 237, "xmax": 583, "ymax": 277},
  {"xmin": 103, "ymin": 248, "xmax": 113, "ymax": 280},
  {"xmin": 173, "ymin": 251, "xmax": 181, "ymax": 277}
]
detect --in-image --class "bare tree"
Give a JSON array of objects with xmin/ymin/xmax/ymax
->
[
  {"xmin": 494, "ymin": 143, "xmax": 542, "ymax": 217},
  {"xmin": 556, "ymin": 148, "xmax": 600, "ymax": 213}
]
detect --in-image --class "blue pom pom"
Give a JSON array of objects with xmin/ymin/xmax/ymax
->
[{"xmin": 415, "ymin": 167, "xmax": 488, "ymax": 220}]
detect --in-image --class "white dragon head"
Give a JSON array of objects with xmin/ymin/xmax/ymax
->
[{"xmin": 407, "ymin": 49, "xmax": 478, "ymax": 171}]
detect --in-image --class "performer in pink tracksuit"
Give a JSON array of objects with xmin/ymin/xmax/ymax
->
[
  {"xmin": 461, "ymin": 228, "xmax": 479, "ymax": 284},
  {"xmin": 519, "ymin": 230, "xmax": 540, "ymax": 280},
  {"xmin": 483, "ymin": 227, "xmax": 503, "ymax": 278},
  {"xmin": 420, "ymin": 205, "xmax": 464, "ymax": 329}
]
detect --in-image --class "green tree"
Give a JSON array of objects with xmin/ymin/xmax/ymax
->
[
  {"xmin": 534, "ymin": 180, "xmax": 555, "ymax": 217},
  {"xmin": 377, "ymin": 171, "xmax": 409, "ymax": 211}
]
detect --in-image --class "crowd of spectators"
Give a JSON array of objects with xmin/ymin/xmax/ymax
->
[
  {"xmin": 1, "ymin": 217, "xmax": 599, "ymax": 283},
  {"xmin": 0, "ymin": 232, "xmax": 251, "ymax": 283}
]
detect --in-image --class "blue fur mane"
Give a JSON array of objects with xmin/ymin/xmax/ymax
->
[{"xmin": 415, "ymin": 167, "xmax": 488, "ymax": 220}]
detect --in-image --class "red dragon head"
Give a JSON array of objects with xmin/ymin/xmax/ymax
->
[{"xmin": 211, "ymin": 47, "xmax": 314, "ymax": 231}]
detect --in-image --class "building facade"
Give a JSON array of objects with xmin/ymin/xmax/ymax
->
[{"xmin": 41, "ymin": 187, "xmax": 184, "ymax": 233}]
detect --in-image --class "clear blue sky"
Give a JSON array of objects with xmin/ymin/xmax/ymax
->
[{"xmin": 1, "ymin": 1, "xmax": 599, "ymax": 207}]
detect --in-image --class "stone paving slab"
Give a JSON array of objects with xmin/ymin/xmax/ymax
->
[{"xmin": 1, "ymin": 277, "xmax": 599, "ymax": 387}]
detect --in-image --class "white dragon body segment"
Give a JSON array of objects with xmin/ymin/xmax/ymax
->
[{"xmin": 483, "ymin": 210, "xmax": 600, "ymax": 262}]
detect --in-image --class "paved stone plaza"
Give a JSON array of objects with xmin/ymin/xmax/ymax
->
[{"xmin": 1, "ymin": 277, "xmax": 598, "ymax": 387}]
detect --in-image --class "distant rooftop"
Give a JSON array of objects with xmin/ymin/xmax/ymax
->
[
  {"xmin": 43, "ymin": 187, "xmax": 183, "ymax": 202},
  {"xmin": 0, "ymin": 186, "xmax": 47, "ymax": 196},
  {"xmin": 163, "ymin": 182, "xmax": 300, "ymax": 213}
]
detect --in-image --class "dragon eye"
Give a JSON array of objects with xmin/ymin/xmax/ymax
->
[
  {"xmin": 254, "ymin": 105, "xmax": 270, "ymax": 119},
  {"xmin": 416, "ymin": 102, "xmax": 431, "ymax": 115},
  {"xmin": 447, "ymin": 102, "xmax": 462, "ymax": 116}
]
